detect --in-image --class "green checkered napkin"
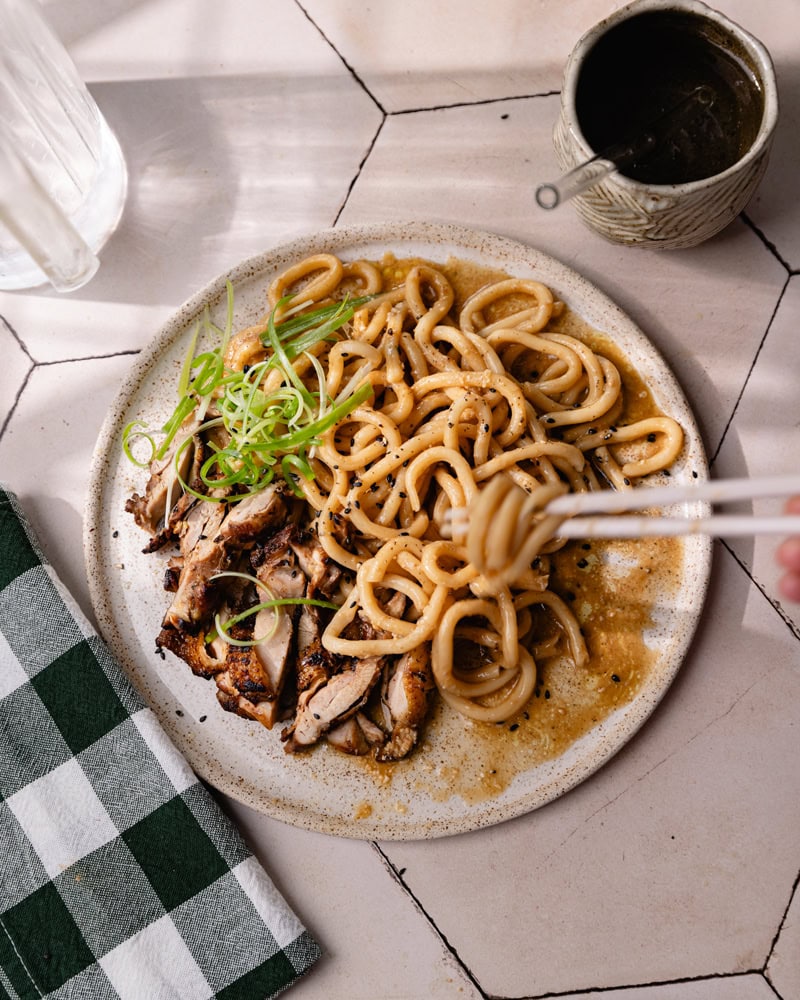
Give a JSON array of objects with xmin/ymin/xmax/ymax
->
[{"xmin": 0, "ymin": 487, "xmax": 320, "ymax": 1000}]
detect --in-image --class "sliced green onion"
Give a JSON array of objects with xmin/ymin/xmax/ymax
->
[
  {"xmin": 125, "ymin": 289, "xmax": 376, "ymax": 499},
  {"xmin": 122, "ymin": 420, "xmax": 157, "ymax": 468}
]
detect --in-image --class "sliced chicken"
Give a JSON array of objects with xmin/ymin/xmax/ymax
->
[
  {"xmin": 156, "ymin": 623, "xmax": 228, "ymax": 678},
  {"xmin": 282, "ymin": 656, "xmax": 383, "ymax": 752},
  {"xmin": 326, "ymin": 712, "xmax": 386, "ymax": 755},
  {"xmin": 163, "ymin": 486, "xmax": 286, "ymax": 630},
  {"xmin": 125, "ymin": 419, "xmax": 199, "ymax": 536},
  {"xmin": 375, "ymin": 645, "xmax": 435, "ymax": 762}
]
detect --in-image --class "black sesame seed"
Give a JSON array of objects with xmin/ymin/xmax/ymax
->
[
  {"xmin": 611, "ymin": 673, "xmax": 621, "ymax": 683},
  {"xmin": 509, "ymin": 723, "xmax": 519, "ymax": 732}
]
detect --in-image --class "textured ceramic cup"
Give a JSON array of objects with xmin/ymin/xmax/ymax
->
[{"xmin": 552, "ymin": 0, "xmax": 778, "ymax": 249}]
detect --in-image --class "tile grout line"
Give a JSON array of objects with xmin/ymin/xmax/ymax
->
[
  {"xmin": 0, "ymin": 362, "xmax": 33, "ymax": 443},
  {"xmin": 721, "ymin": 538, "xmax": 800, "ymax": 641},
  {"xmin": 293, "ymin": 0, "xmax": 387, "ymax": 114},
  {"xmin": 512, "ymin": 969, "xmax": 774, "ymax": 999},
  {"xmin": 370, "ymin": 841, "xmax": 490, "ymax": 999},
  {"xmin": 708, "ymin": 271, "xmax": 791, "ymax": 469},
  {"xmin": 741, "ymin": 211, "xmax": 796, "ymax": 274},
  {"xmin": 762, "ymin": 864, "xmax": 800, "ymax": 998},
  {"xmin": 390, "ymin": 90, "xmax": 561, "ymax": 116},
  {"xmin": 333, "ymin": 116, "xmax": 387, "ymax": 227}
]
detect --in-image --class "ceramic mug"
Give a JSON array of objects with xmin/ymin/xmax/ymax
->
[{"xmin": 550, "ymin": 0, "xmax": 779, "ymax": 250}]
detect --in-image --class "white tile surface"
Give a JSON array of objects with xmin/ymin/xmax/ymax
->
[
  {"xmin": 1, "ymin": 2, "xmax": 798, "ymax": 999},
  {"xmin": 223, "ymin": 798, "xmax": 482, "ymax": 1000},
  {"xmin": 557, "ymin": 972, "xmax": 778, "ymax": 999},
  {"xmin": 713, "ymin": 274, "xmax": 800, "ymax": 632},
  {"xmin": 767, "ymin": 877, "xmax": 800, "ymax": 1000},
  {"xmin": 380, "ymin": 545, "xmax": 800, "ymax": 995}
]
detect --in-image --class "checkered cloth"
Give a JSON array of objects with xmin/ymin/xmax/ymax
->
[{"xmin": 0, "ymin": 487, "xmax": 320, "ymax": 1000}]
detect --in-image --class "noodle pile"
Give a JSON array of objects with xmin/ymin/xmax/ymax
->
[{"xmin": 220, "ymin": 252, "xmax": 683, "ymax": 725}]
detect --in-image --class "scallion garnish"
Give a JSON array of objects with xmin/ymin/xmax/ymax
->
[{"xmin": 124, "ymin": 283, "xmax": 375, "ymax": 499}]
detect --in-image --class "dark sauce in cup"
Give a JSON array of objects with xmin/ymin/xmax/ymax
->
[{"xmin": 574, "ymin": 10, "xmax": 764, "ymax": 184}]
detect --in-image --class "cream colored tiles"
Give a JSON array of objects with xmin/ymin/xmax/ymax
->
[
  {"xmin": 45, "ymin": 0, "xmax": 348, "ymax": 81},
  {"xmin": 0, "ymin": 317, "xmax": 32, "ymax": 438},
  {"xmin": 0, "ymin": 354, "xmax": 133, "ymax": 621},
  {"xmin": 767, "ymin": 878, "xmax": 800, "ymax": 999},
  {"xmin": 298, "ymin": 0, "xmax": 632, "ymax": 111},
  {"xmin": 222, "ymin": 798, "xmax": 483, "ymax": 1000},
  {"xmin": 379, "ymin": 544, "xmax": 800, "ymax": 995},
  {"xmin": 713, "ymin": 275, "xmax": 800, "ymax": 633},
  {"xmin": 340, "ymin": 96, "xmax": 787, "ymax": 457},
  {"xmin": 557, "ymin": 972, "xmax": 779, "ymax": 999}
]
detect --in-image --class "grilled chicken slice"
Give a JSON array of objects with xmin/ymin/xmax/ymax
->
[
  {"xmin": 289, "ymin": 529, "xmax": 343, "ymax": 598},
  {"xmin": 214, "ymin": 627, "xmax": 282, "ymax": 730},
  {"xmin": 156, "ymin": 623, "xmax": 228, "ymax": 678},
  {"xmin": 375, "ymin": 645, "xmax": 435, "ymax": 762},
  {"xmin": 125, "ymin": 419, "xmax": 199, "ymax": 536},
  {"xmin": 282, "ymin": 656, "xmax": 383, "ymax": 752},
  {"xmin": 164, "ymin": 486, "xmax": 286, "ymax": 630},
  {"xmin": 326, "ymin": 712, "xmax": 386, "ymax": 755}
]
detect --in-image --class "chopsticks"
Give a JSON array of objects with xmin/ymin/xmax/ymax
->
[{"xmin": 447, "ymin": 474, "xmax": 800, "ymax": 540}]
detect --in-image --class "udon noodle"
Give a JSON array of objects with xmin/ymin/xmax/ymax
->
[{"xmin": 218, "ymin": 252, "xmax": 683, "ymax": 726}]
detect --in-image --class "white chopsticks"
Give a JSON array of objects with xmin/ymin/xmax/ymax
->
[{"xmin": 447, "ymin": 475, "xmax": 800, "ymax": 540}]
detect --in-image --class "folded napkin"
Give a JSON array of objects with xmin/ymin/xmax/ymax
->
[{"xmin": 0, "ymin": 487, "xmax": 320, "ymax": 1000}]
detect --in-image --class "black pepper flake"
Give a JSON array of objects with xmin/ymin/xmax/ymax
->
[{"xmin": 611, "ymin": 673, "xmax": 621, "ymax": 683}]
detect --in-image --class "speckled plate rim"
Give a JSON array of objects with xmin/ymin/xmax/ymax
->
[{"xmin": 84, "ymin": 221, "xmax": 712, "ymax": 840}]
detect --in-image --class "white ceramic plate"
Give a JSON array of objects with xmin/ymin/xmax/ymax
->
[{"xmin": 84, "ymin": 222, "xmax": 711, "ymax": 840}]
